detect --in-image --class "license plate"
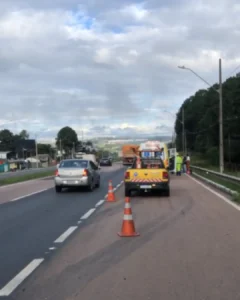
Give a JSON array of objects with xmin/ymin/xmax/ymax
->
[
  {"xmin": 140, "ymin": 185, "xmax": 152, "ymax": 189},
  {"xmin": 65, "ymin": 180, "xmax": 78, "ymax": 184}
]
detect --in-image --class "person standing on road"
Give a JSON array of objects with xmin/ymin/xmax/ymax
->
[
  {"xmin": 176, "ymin": 153, "xmax": 183, "ymax": 176},
  {"xmin": 182, "ymin": 155, "xmax": 187, "ymax": 173},
  {"xmin": 186, "ymin": 153, "xmax": 190, "ymax": 173}
]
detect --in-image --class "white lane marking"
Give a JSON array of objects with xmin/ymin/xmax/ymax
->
[
  {"xmin": 49, "ymin": 247, "xmax": 56, "ymax": 250},
  {"xmin": 10, "ymin": 189, "xmax": 50, "ymax": 202},
  {"xmin": 54, "ymin": 226, "xmax": 78, "ymax": 243},
  {"xmin": 0, "ymin": 258, "xmax": 44, "ymax": 296},
  {"xmin": 188, "ymin": 175, "xmax": 240, "ymax": 211},
  {"xmin": 77, "ymin": 220, "xmax": 82, "ymax": 224},
  {"xmin": 116, "ymin": 184, "xmax": 120, "ymax": 188},
  {"xmin": 113, "ymin": 188, "xmax": 116, "ymax": 192},
  {"xmin": 105, "ymin": 194, "xmax": 108, "ymax": 199},
  {"xmin": 80, "ymin": 208, "xmax": 96, "ymax": 220},
  {"xmin": 95, "ymin": 199, "xmax": 105, "ymax": 207}
]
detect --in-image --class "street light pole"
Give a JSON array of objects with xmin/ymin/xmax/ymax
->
[
  {"xmin": 35, "ymin": 135, "xmax": 39, "ymax": 168},
  {"xmin": 178, "ymin": 60, "xmax": 224, "ymax": 173},
  {"xmin": 219, "ymin": 58, "xmax": 224, "ymax": 173}
]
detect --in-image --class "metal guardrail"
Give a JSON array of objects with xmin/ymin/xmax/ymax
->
[{"xmin": 191, "ymin": 165, "xmax": 240, "ymax": 183}]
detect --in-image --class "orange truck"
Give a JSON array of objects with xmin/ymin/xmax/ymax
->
[{"xmin": 122, "ymin": 144, "xmax": 139, "ymax": 165}]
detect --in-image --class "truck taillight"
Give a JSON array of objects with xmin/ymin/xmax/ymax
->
[
  {"xmin": 55, "ymin": 170, "xmax": 59, "ymax": 176},
  {"xmin": 125, "ymin": 171, "xmax": 130, "ymax": 179},
  {"xmin": 82, "ymin": 169, "xmax": 89, "ymax": 176},
  {"xmin": 163, "ymin": 171, "xmax": 168, "ymax": 179}
]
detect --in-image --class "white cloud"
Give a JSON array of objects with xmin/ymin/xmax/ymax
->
[{"xmin": 0, "ymin": 0, "xmax": 240, "ymax": 140}]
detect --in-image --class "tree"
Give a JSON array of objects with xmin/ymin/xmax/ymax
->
[
  {"xmin": 19, "ymin": 129, "xmax": 29, "ymax": 140},
  {"xmin": 175, "ymin": 76, "xmax": 240, "ymax": 164},
  {"xmin": 0, "ymin": 129, "xmax": 15, "ymax": 151},
  {"xmin": 37, "ymin": 143, "xmax": 54, "ymax": 155},
  {"xmin": 56, "ymin": 126, "xmax": 78, "ymax": 157}
]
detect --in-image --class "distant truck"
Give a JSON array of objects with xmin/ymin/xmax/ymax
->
[{"xmin": 122, "ymin": 144, "xmax": 139, "ymax": 166}]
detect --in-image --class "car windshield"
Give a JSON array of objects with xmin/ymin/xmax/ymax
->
[{"xmin": 59, "ymin": 160, "xmax": 88, "ymax": 168}]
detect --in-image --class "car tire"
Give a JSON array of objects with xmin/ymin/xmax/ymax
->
[
  {"xmin": 55, "ymin": 186, "xmax": 62, "ymax": 193},
  {"xmin": 95, "ymin": 178, "xmax": 100, "ymax": 188},
  {"xmin": 88, "ymin": 180, "xmax": 94, "ymax": 192}
]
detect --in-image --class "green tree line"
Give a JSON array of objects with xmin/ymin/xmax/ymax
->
[{"xmin": 175, "ymin": 76, "xmax": 240, "ymax": 165}]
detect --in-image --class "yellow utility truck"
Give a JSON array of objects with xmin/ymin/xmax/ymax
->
[{"xmin": 124, "ymin": 141, "xmax": 170, "ymax": 197}]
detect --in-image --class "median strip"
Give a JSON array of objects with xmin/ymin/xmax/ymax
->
[{"xmin": 0, "ymin": 170, "xmax": 55, "ymax": 186}]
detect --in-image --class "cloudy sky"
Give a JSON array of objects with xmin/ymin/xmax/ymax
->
[{"xmin": 0, "ymin": 0, "xmax": 240, "ymax": 141}]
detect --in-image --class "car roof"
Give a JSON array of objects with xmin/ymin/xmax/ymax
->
[{"xmin": 61, "ymin": 159, "xmax": 89, "ymax": 163}]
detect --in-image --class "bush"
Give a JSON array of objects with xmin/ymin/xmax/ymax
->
[{"xmin": 205, "ymin": 147, "xmax": 219, "ymax": 166}]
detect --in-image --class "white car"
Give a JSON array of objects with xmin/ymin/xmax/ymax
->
[{"xmin": 54, "ymin": 159, "xmax": 100, "ymax": 193}]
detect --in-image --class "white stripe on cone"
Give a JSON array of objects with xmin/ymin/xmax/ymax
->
[
  {"xmin": 124, "ymin": 203, "xmax": 131, "ymax": 208},
  {"xmin": 123, "ymin": 214, "xmax": 133, "ymax": 220}
]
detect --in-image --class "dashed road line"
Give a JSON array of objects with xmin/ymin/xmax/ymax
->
[
  {"xmin": 95, "ymin": 199, "xmax": 105, "ymax": 207},
  {"xmin": 49, "ymin": 247, "xmax": 56, "ymax": 251},
  {"xmin": 80, "ymin": 208, "xmax": 96, "ymax": 220},
  {"xmin": 10, "ymin": 189, "xmax": 50, "ymax": 202},
  {"xmin": 0, "ymin": 258, "xmax": 44, "ymax": 296},
  {"xmin": 54, "ymin": 226, "xmax": 78, "ymax": 243},
  {"xmin": 77, "ymin": 220, "xmax": 82, "ymax": 225}
]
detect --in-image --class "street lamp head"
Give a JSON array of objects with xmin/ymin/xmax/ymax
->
[{"xmin": 178, "ymin": 65, "xmax": 186, "ymax": 69}]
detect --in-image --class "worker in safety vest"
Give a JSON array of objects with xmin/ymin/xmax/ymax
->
[{"xmin": 176, "ymin": 153, "xmax": 183, "ymax": 176}]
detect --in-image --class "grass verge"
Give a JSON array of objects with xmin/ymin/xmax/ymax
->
[
  {"xmin": 191, "ymin": 155, "xmax": 240, "ymax": 177},
  {"xmin": 192, "ymin": 168, "xmax": 240, "ymax": 203},
  {"xmin": 0, "ymin": 170, "xmax": 54, "ymax": 186}
]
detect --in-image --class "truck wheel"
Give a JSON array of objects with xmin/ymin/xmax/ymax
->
[{"xmin": 125, "ymin": 189, "xmax": 131, "ymax": 197}]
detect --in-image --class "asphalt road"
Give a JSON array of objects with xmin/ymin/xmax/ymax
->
[
  {"xmin": 0, "ymin": 166, "xmax": 56, "ymax": 180},
  {"xmin": 0, "ymin": 164, "xmax": 126, "ymax": 298},
  {"xmin": 6, "ymin": 173, "xmax": 240, "ymax": 300}
]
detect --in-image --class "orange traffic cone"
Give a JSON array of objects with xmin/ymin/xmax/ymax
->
[
  {"xmin": 136, "ymin": 156, "xmax": 141, "ymax": 169},
  {"xmin": 118, "ymin": 197, "xmax": 140, "ymax": 237},
  {"xmin": 107, "ymin": 180, "xmax": 116, "ymax": 202}
]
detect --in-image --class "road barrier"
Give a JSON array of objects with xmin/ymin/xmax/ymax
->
[
  {"xmin": 191, "ymin": 165, "xmax": 240, "ymax": 183},
  {"xmin": 192, "ymin": 171, "xmax": 239, "ymax": 197}
]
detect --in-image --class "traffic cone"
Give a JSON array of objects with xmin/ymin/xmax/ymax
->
[
  {"xmin": 118, "ymin": 197, "xmax": 140, "ymax": 237},
  {"xmin": 136, "ymin": 156, "xmax": 141, "ymax": 169},
  {"xmin": 106, "ymin": 180, "xmax": 116, "ymax": 202}
]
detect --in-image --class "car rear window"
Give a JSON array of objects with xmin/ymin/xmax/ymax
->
[
  {"xmin": 132, "ymin": 158, "xmax": 165, "ymax": 169},
  {"xmin": 59, "ymin": 160, "xmax": 88, "ymax": 168}
]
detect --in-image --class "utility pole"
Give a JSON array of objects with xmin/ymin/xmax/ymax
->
[
  {"xmin": 35, "ymin": 136, "xmax": 39, "ymax": 168},
  {"xmin": 60, "ymin": 139, "xmax": 62, "ymax": 161},
  {"xmin": 72, "ymin": 142, "xmax": 75, "ymax": 159},
  {"xmin": 182, "ymin": 107, "xmax": 185, "ymax": 154},
  {"xmin": 219, "ymin": 58, "xmax": 224, "ymax": 173}
]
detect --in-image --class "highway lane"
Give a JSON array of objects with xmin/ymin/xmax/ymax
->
[
  {"xmin": 12, "ymin": 174, "xmax": 240, "ymax": 300},
  {"xmin": 0, "ymin": 166, "xmax": 56, "ymax": 180},
  {"xmin": 0, "ymin": 164, "xmax": 126, "ymax": 296}
]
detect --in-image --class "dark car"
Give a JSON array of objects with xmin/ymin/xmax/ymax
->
[{"xmin": 100, "ymin": 157, "xmax": 112, "ymax": 166}]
